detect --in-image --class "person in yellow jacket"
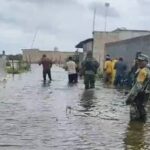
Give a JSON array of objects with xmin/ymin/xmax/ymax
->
[
  {"xmin": 104, "ymin": 55, "xmax": 113, "ymax": 84},
  {"xmin": 126, "ymin": 54, "xmax": 150, "ymax": 121},
  {"xmin": 111, "ymin": 58, "xmax": 118, "ymax": 84}
]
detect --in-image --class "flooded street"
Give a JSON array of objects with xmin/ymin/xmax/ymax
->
[{"xmin": 0, "ymin": 65, "xmax": 150, "ymax": 150}]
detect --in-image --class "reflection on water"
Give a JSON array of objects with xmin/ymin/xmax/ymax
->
[
  {"xmin": 0, "ymin": 65, "xmax": 150, "ymax": 149},
  {"xmin": 124, "ymin": 121, "xmax": 145, "ymax": 150},
  {"xmin": 80, "ymin": 90, "xmax": 95, "ymax": 111},
  {"xmin": 42, "ymin": 81, "xmax": 51, "ymax": 87}
]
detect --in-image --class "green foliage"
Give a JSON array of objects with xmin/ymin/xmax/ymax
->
[
  {"xmin": 6, "ymin": 67, "xmax": 19, "ymax": 74},
  {"xmin": 6, "ymin": 61, "xmax": 31, "ymax": 74},
  {"xmin": 21, "ymin": 63, "xmax": 30, "ymax": 71},
  {"xmin": 7, "ymin": 54, "xmax": 22, "ymax": 60},
  {"xmin": 6, "ymin": 61, "xmax": 11, "ymax": 66},
  {"xmin": 96, "ymin": 69, "xmax": 103, "ymax": 79}
]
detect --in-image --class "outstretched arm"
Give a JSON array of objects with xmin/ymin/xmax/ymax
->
[
  {"xmin": 49, "ymin": 59, "xmax": 53, "ymax": 68},
  {"xmin": 39, "ymin": 59, "xmax": 42, "ymax": 65}
]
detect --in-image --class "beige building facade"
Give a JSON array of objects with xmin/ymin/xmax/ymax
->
[
  {"xmin": 93, "ymin": 29, "xmax": 150, "ymax": 69},
  {"xmin": 22, "ymin": 49, "xmax": 75, "ymax": 64}
]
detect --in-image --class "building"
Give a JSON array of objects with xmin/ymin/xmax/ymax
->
[
  {"xmin": 75, "ymin": 38, "xmax": 93, "ymax": 60},
  {"xmin": 93, "ymin": 28, "xmax": 150, "ymax": 69},
  {"xmin": 0, "ymin": 51, "xmax": 6, "ymax": 79},
  {"xmin": 105, "ymin": 34, "xmax": 150, "ymax": 69},
  {"xmin": 22, "ymin": 49, "xmax": 81, "ymax": 64}
]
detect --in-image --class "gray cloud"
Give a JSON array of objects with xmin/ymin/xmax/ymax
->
[
  {"xmin": 0, "ymin": 10, "xmax": 59, "ymax": 34},
  {"xmin": 7, "ymin": 0, "xmax": 78, "ymax": 6},
  {"xmin": 0, "ymin": 0, "xmax": 84, "ymax": 34},
  {"xmin": 137, "ymin": 0, "xmax": 150, "ymax": 4},
  {"xmin": 89, "ymin": 1, "xmax": 119, "ymax": 18},
  {"xmin": 0, "ymin": 0, "xmax": 89, "ymax": 53},
  {"xmin": 1, "ymin": 0, "xmax": 149, "ymax": 54},
  {"xmin": 136, "ymin": 0, "xmax": 150, "ymax": 17}
]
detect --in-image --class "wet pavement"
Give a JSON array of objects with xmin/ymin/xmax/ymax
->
[{"xmin": 0, "ymin": 65, "xmax": 150, "ymax": 150}]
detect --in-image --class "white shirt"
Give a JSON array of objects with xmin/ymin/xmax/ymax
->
[{"xmin": 66, "ymin": 60, "xmax": 76, "ymax": 74}]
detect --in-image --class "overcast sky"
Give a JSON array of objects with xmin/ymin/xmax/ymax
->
[{"xmin": 0, "ymin": 0, "xmax": 150, "ymax": 54}]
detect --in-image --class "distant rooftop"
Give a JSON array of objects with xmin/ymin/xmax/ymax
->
[
  {"xmin": 22, "ymin": 48, "xmax": 39, "ymax": 52},
  {"xmin": 106, "ymin": 33, "xmax": 150, "ymax": 47},
  {"xmin": 94, "ymin": 28, "xmax": 150, "ymax": 33},
  {"xmin": 22, "ymin": 49, "xmax": 75, "ymax": 53},
  {"xmin": 113, "ymin": 28, "xmax": 150, "ymax": 32},
  {"xmin": 76, "ymin": 38, "xmax": 93, "ymax": 48}
]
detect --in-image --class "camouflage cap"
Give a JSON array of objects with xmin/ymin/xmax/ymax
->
[{"xmin": 137, "ymin": 54, "xmax": 149, "ymax": 62}]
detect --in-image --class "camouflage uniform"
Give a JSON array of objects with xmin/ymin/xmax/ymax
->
[
  {"xmin": 82, "ymin": 52, "xmax": 99, "ymax": 89},
  {"xmin": 126, "ymin": 54, "xmax": 150, "ymax": 121}
]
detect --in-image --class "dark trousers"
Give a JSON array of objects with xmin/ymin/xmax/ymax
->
[
  {"xmin": 68, "ymin": 74, "xmax": 77, "ymax": 83},
  {"xmin": 130, "ymin": 92, "xmax": 149, "ymax": 121},
  {"xmin": 43, "ymin": 69, "xmax": 52, "ymax": 81},
  {"xmin": 84, "ymin": 74, "xmax": 95, "ymax": 89},
  {"xmin": 114, "ymin": 75, "xmax": 124, "ymax": 86},
  {"xmin": 74, "ymin": 73, "xmax": 78, "ymax": 83}
]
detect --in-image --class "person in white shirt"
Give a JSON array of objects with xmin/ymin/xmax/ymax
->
[{"xmin": 66, "ymin": 56, "xmax": 77, "ymax": 83}]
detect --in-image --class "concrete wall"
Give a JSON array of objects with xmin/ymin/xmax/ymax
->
[
  {"xmin": 83, "ymin": 41, "xmax": 93, "ymax": 52},
  {"xmin": 82, "ymin": 41, "xmax": 93, "ymax": 59},
  {"xmin": 93, "ymin": 30, "xmax": 150, "ymax": 70},
  {"xmin": 105, "ymin": 34, "xmax": 150, "ymax": 70},
  {"xmin": 22, "ymin": 49, "xmax": 77, "ymax": 64},
  {"xmin": 0, "ymin": 55, "xmax": 6, "ymax": 79}
]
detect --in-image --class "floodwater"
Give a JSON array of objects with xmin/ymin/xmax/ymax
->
[{"xmin": 0, "ymin": 65, "xmax": 150, "ymax": 150}]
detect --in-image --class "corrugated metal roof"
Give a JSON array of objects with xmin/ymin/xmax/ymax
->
[
  {"xmin": 76, "ymin": 38, "xmax": 93, "ymax": 48},
  {"xmin": 93, "ymin": 28, "xmax": 150, "ymax": 33},
  {"xmin": 113, "ymin": 28, "xmax": 150, "ymax": 32}
]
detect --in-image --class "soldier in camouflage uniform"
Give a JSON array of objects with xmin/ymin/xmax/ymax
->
[
  {"xmin": 81, "ymin": 51, "xmax": 99, "ymax": 89},
  {"xmin": 126, "ymin": 54, "xmax": 150, "ymax": 121}
]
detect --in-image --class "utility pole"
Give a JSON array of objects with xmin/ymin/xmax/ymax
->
[
  {"xmin": 102, "ymin": 2, "xmax": 110, "ymax": 69},
  {"xmin": 92, "ymin": 8, "xmax": 96, "ymax": 56},
  {"xmin": 92, "ymin": 8, "xmax": 96, "ymax": 33},
  {"xmin": 104, "ymin": 2, "xmax": 110, "ymax": 32},
  {"xmin": 31, "ymin": 30, "xmax": 38, "ymax": 49},
  {"xmin": 30, "ymin": 29, "xmax": 38, "ymax": 66}
]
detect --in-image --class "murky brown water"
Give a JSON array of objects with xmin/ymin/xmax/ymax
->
[{"xmin": 0, "ymin": 65, "xmax": 150, "ymax": 150}]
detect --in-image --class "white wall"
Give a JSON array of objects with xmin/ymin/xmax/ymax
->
[
  {"xmin": 82, "ymin": 41, "xmax": 93, "ymax": 60},
  {"xmin": 0, "ymin": 56, "xmax": 6, "ymax": 79}
]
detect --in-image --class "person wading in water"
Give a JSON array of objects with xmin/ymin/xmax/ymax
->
[{"xmin": 39, "ymin": 54, "xmax": 52, "ymax": 83}]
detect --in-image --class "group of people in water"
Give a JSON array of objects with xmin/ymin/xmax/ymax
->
[
  {"xmin": 126, "ymin": 53, "xmax": 150, "ymax": 121},
  {"xmin": 38, "ymin": 52, "xmax": 99, "ymax": 89},
  {"xmin": 104, "ymin": 55, "xmax": 127, "ymax": 87},
  {"xmin": 65, "ymin": 51, "xmax": 99, "ymax": 89},
  {"xmin": 104, "ymin": 52, "xmax": 150, "ymax": 121},
  {"xmin": 39, "ymin": 52, "xmax": 150, "ymax": 122}
]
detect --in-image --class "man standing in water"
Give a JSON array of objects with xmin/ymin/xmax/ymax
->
[
  {"xmin": 104, "ymin": 55, "xmax": 113, "ymax": 84},
  {"xmin": 126, "ymin": 54, "xmax": 150, "ymax": 121},
  {"xmin": 114, "ymin": 57, "xmax": 127, "ymax": 87},
  {"xmin": 39, "ymin": 54, "xmax": 52, "ymax": 82},
  {"xmin": 81, "ymin": 51, "xmax": 99, "ymax": 89},
  {"xmin": 66, "ymin": 56, "xmax": 77, "ymax": 84}
]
